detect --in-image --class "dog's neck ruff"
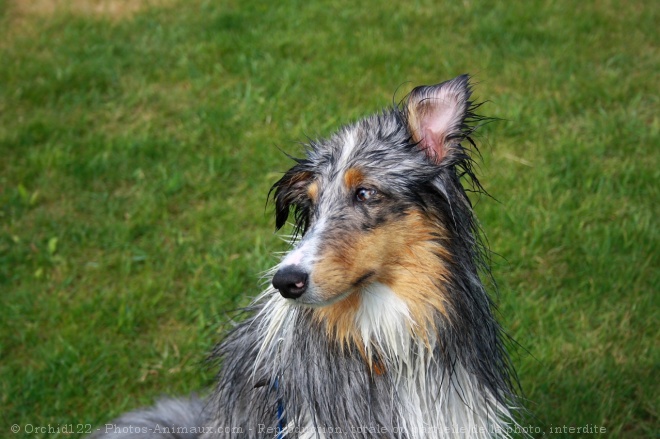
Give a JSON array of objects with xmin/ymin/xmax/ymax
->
[{"xmin": 252, "ymin": 284, "xmax": 516, "ymax": 439}]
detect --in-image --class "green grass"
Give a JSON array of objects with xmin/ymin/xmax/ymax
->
[{"xmin": 1, "ymin": 0, "xmax": 657, "ymax": 437}]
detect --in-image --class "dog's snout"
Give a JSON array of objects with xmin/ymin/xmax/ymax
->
[{"xmin": 272, "ymin": 266, "xmax": 309, "ymax": 299}]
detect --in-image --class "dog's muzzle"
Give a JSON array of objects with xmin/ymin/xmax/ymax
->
[{"xmin": 272, "ymin": 265, "xmax": 309, "ymax": 299}]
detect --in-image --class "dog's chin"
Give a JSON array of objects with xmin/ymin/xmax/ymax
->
[{"xmin": 288, "ymin": 288, "xmax": 356, "ymax": 308}]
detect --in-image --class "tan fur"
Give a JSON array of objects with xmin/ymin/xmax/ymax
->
[
  {"xmin": 343, "ymin": 168, "xmax": 365, "ymax": 189},
  {"xmin": 407, "ymin": 104, "xmax": 423, "ymax": 144},
  {"xmin": 312, "ymin": 210, "xmax": 452, "ymax": 349},
  {"xmin": 307, "ymin": 180, "xmax": 319, "ymax": 202}
]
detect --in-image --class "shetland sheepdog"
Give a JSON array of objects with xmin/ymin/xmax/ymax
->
[{"xmin": 92, "ymin": 74, "xmax": 521, "ymax": 438}]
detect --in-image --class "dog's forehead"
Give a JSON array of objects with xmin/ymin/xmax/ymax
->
[{"xmin": 309, "ymin": 112, "xmax": 429, "ymax": 181}]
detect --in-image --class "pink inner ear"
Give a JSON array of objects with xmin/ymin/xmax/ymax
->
[
  {"xmin": 417, "ymin": 101, "xmax": 455, "ymax": 162},
  {"xmin": 420, "ymin": 126, "xmax": 445, "ymax": 162},
  {"xmin": 408, "ymin": 76, "xmax": 471, "ymax": 165}
]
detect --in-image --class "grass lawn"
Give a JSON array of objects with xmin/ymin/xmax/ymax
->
[{"xmin": 1, "ymin": 0, "xmax": 657, "ymax": 437}]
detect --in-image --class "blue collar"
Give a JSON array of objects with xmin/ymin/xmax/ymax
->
[{"xmin": 273, "ymin": 377, "xmax": 286, "ymax": 438}]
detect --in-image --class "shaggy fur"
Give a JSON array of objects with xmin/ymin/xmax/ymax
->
[{"xmin": 91, "ymin": 75, "xmax": 521, "ymax": 438}]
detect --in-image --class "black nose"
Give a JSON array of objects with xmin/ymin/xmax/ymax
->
[{"xmin": 272, "ymin": 266, "xmax": 309, "ymax": 299}]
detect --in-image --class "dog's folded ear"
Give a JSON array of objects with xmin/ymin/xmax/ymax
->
[
  {"xmin": 405, "ymin": 74, "xmax": 472, "ymax": 165},
  {"xmin": 270, "ymin": 168, "xmax": 313, "ymax": 232}
]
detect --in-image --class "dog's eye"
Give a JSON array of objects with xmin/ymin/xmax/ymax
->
[{"xmin": 355, "ymin": 187, "xmax": 377, "ymax": 203}]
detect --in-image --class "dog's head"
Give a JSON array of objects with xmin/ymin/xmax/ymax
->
[{"xmin": 269, "ymin": 75, "xmax": 482, "ymax": 336}]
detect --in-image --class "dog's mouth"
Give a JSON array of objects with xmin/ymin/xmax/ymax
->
[
  {"xmin": 351, "ymin": 270, "xmax": 376, "ymax": 288},
  {"xmin": 293, "ymin": 288, "xmax": 355, "ymax": 308},
  {"xmin": 288, "ymin": 270, "xmax": 377, "ymax": 308}
]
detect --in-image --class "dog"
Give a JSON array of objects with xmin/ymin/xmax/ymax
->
[{"xmin": 92, "ymin": 74, "xmax": 521, "ymax": 438}]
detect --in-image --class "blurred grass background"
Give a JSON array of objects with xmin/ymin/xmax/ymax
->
[{"xmin": 0, "ymin": 0, "xmax": 657, "ymax": 437}]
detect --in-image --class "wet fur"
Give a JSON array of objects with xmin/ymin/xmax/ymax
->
[{"xmin": 92, "ymin": 75, "xmax": 521, "ymax": 438}]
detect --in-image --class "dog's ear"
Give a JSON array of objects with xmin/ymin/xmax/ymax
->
[
  {"xmin": 405, "ymin": 74, "xmax": 472, "ymax": 164},
  {"xmin": 270, "ymin": 169, "xmax": 313, "ymax": 232}
]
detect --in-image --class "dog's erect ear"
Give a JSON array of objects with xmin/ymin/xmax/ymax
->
[{"xmin": 405, "ymin": 74, "xmax": 472, "ymax": 164}]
